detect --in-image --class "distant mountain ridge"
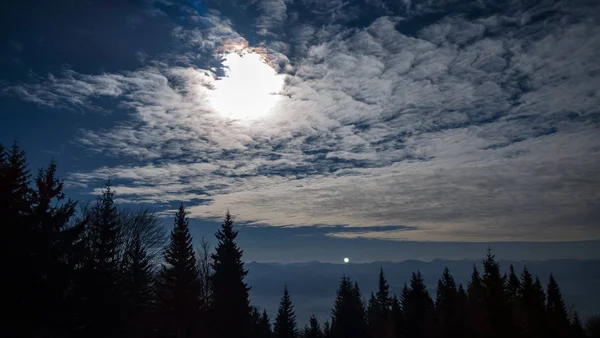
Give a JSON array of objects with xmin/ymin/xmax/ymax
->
[{"xmin": 246, "ymin": 259, "xmax": 600, "ymax": 326}]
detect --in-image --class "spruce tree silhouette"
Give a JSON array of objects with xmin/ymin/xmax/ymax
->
[
  {"xmin": 467, "ymin": 265, "xmax": 485, "ymax": 338},
  {"xmin": 211, "ymin": 210, "xmax": 251, "ymax": 338},
  {"xmin": 331, "ymin": 276, "xmax": 368, "ymax": 338},
  {"xmin": 1, "ymin": 143, "xmax": 32, "ymax": 334},
  {"xmin": 353, "ymin": 282, "xmax": 369, "ymax": 338},
  {"xmin": 517, "ymin": 267, "xmax": 546, "ymax": 338},
  {"xmin": 506, "ymin": 265, "xmax": 521, "ymax": 308},
  {"xmin": 79, "ymin": 183, "xmax": 123, "ymax": 338},
  {"xmin": 390, "ymin": 294, "xmax": 405, "ymax": 338},
  {"xmin": 368, "ymin": 268, "xmax": 392, "ymax": 338},
  {"xmin": 30, "ymin": 160, "xmax": 84, "ymax": 337},
  {"xmin": 274, "ymin": 286, "xmax": 298, "ymax": 338},
  {"xmin": 303, "ymin": 314, "xmax": 324, "ymax": 338},
  {"xmin": 480, "ymin": 250, "xmax": 514, "ymax": 338},
  {"xmin": 436, "ymin": 267, "xmax": 463, "ymax": 338},
  {"xmin": 546, "ymin": 274, "xmax": 571, "ymax": 338},
  {"xmin": 155, "ymin": 203, "xmax": 200, "ymax": 338},
  {"xmin": 456, "ymin": 284, "xmax": 469, "ymax": 337},
  {"xmin": 122, "ymin": 233, "xmax": 154, "ymax": 338},
  {"xmin": 260, "ymin": 309, "xmax": 273, "ymax": 338},
  {"xmin": 402, "ymin": 271, "xmax": 434, "ymax": 338}
]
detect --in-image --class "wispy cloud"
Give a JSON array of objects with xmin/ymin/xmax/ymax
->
[{"xmin": 6, "ymin": 0, "xmax": 600, "ymax": 242}]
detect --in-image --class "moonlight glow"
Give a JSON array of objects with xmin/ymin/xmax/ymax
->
[
  {"xmin": 344, "ymin": 257, "xmax": 350, "ymax": 263},
  {"xmin": 209, "ymin": 51, "xmax": 285, "ymax": 120}
]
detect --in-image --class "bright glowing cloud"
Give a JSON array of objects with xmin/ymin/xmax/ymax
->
[{"xmin": 209, "ymin": 51, "xmax": 285, "ymax": 120}]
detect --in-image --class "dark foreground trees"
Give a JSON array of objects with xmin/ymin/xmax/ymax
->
[
  {"xmin": 211, "ymin": 210, "xmax": 252, "ymax": 338},
  {"xmin": 1, "ymin": 142, "xmax": 595, "ymax": 338}
]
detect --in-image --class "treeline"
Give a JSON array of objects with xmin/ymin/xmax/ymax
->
[{"xmin": 1, "ymin": 141, "xmax": 599, "ymax": 338}]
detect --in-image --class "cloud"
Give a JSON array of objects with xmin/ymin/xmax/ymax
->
[{"xmin": 7, "ymin": 0, "xmax": 600, "ymax": 242}]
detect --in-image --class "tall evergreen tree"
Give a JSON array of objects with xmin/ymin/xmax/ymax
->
[
  {"xmin": 274, "ymin": 286, "xmax": 298, "ymax": 338},
  {"xmin": 390, "ymin": 294, "xmax": 405, "ymax": 338},
  {"xmin": 506, "ymin": 265, "xmax": 521, "ymax": 307},
  {"xmin": 435, "ymin": 267, "xmax": 464, "ymax": 338},
  {"xmin": 155, "ymin": 204, "xmax": 200, "ymax": 338},
  {"xmin": 456, "ymin": 284, "xmax": 469, "ymax": 337},
  {"xmin": 87, "ymin": 184, "xmax": 121, "ymax": 271},
  {"xmin": 252, "ymin": 307, "xmax": 273, "ymax": 338},
  {"xmin": 516, "ymin": 267, "xmax": 546, "ymax": 338},
  {"xmin": 353, "ymin": 282, "xmax": 369, "ymax": 337},
  {"xmin": 261, "ymin": 309, "xmax": 274, "ymax": 338},
  {"xmin": 211, "ymin": 210, "xmax": 251, "ymax": 338},
  {"xmin": 78, "ymin": 183, "xmax": 124, "ymax": 338},
  {"xmin": 479, "ymin": 250, "xmax": 513, "ymax": 338},
  {"xmin": 303, "ymin": 315, "xmax": 323, "ymax": 338},
  {"xmin": 467, "ymin": 265, "xmax": 485, "ymax": 338},
  {"xmin": 122, "ymin": 234, "xmax": 154, "ymax": 338},
  {"xmin": 29, "ymin": 161, "xmax": 84, "ymax": 336},
  {"xmin": 402, "ymin": 271, "xmax": 435, "ymax": 338},
  {"xmin": 546, "ymin": 274, "xmax": 570, "ymax": 338},
  {"xmin": 1, "ymin": 143, "xmax": 28, "ymax": 338},
  {"xmin": 1, "ymin": 148, "xmax": 84, "ymax": 338},
  {"xmin": 368, "ymin": 268, "xmax": 393, "ymax": 338},
  {"xmin": 331, "ymin": 276, "xmax": 368, "ymax": 338}
]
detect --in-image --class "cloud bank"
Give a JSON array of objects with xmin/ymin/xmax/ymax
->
[{"xmin": 5, "ymin": 0, "xmax": 600, "ymax": 242}]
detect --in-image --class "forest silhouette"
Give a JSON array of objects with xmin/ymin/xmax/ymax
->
[{"xmin": 2, "ymin": 141, "xmax": 599, "ymax": 338}]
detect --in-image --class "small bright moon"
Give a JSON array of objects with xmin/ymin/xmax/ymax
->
[
  {"xmin": 343, "ymin": 257, "xmax": 350, "ymax": 264},
  {"xmin": 209, "ymin": 51, "xmax": 285, "ymax": 121}
]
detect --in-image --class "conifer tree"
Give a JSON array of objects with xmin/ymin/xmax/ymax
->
[
  {"xmin": 436, "ymin": 267, "xmax": 463, "ymax": 338},
  {"xmin": 323, "ymin": 320, "xmax": 331, "ymax": 338},
  {"xmin": 368, "ymin": 293, "xmax": 378, "ymax": 334},
  {"xmin": 29, "ymin": 160, "xmax": 84, "ymax": 336},
  {"xmin": 353, "ymin": 282, "xmax": 369, "ymax": 337},
  {"xmin": 570, "ymin": 312, "xmax": 587, "ymax": 338},
  {"xmin": 331, "ymin": 276, "xmax": 368, "ymax": 338},
  {"xmin": 211, "ymin": 210, "xmax": 251, "ymax": 338},
  {"xmin": 79, "ymin": 183, "xmax": 123, "ymax": 338},
  {"xmin": 456, "ymin": 283, "xmax": 469, "ymax": 337},
  {"xmin": 122, "ymin": 234, "xmax": 154, "ymax": 338},
  {"xmin": 303, "ymin": 314, "xmax": 323, "ymax": 338},
  {"xmin": 252, "ymin": 307, "xmax": 273, "ymax": 338},
  {"xmin": 546, "ymin": 274, "xmax": 570, "ymax": 338},
  {"xmin": 155, "ymin": 203, "xmax": 200, "ymax": 338},
  {"xmin": 391, "ymin": 295, "xmax": 405, "ymax": 338},
  {"xmin": 261, "ymin": 309, "xmax": 273, "ymax": 338},
  {"xmin": 402, "ymin": 271, "xmax": 435, "ymax": 338},
  {"xmin": 467, "ymin": 265, "xmax": 485, "ymax": 338},
  {"xmin": 368, "ymin": 268, "xmax": 392, "ymax": 338},
  {"xmin": 376, "ymin": 268, "xmax": 391, "ymax": 309},
  {"xmin": 86, "ymin": 183, "xmax": 121, "ymax": 274},
  {"xmin": 515, "ymin": 267, "xmax": 545, "ymax": 338},
  {"xmin": 480, "ymin": 250, "xmax": 513, "ymax": 338},
  {"xmin": 1, "ymin": 143, "xmax": 31, "ymax": 337},
  {"xmin": 506, "ymin": 265, "xmax": 521, "ymax": 306},
  {"xmin": 275, "ymin": 286, "xmax": 298, "ymax": 338}
]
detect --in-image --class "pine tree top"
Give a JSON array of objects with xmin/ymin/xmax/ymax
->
[
  {"xmin": 163, "ymin": 203, "xmax": 198, "ymax": 280},
  {"xmin": 376, "ymin": 267, "xmax": 390, "ymax": 307},
  {"xmin": 275, "ymin": 286, "xmax": 298, "ymax": 338}
]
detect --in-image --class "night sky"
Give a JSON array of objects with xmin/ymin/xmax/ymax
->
[{"xmin": 1, "ymin": 0, "xmax": 599, "ymax": 262}]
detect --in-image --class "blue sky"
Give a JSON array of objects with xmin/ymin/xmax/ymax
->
[{"xmin": 1, "ymin": 0, "xmax": 599, "ymax": 261}]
